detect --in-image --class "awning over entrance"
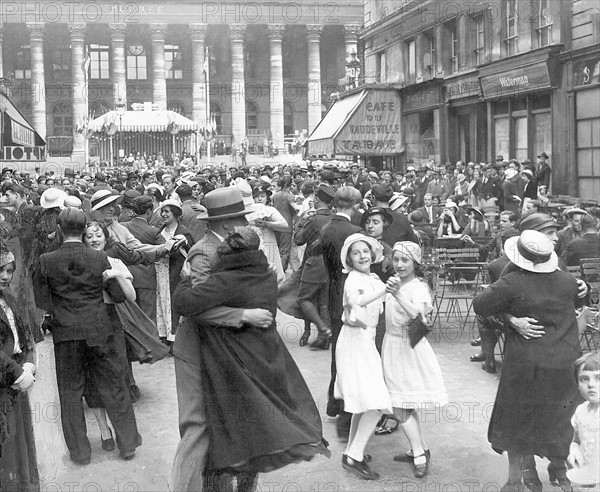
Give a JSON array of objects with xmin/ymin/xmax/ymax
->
[
  {"xmin": 0, "ymin": 91, "xmax": 46, "ymax": 147},
  {"xmin": 307, "ymin": 88, "xmax": 403, "ymax": 156},
  {"xmin": 89, "ymin": 110, "xmax": 198, "ymax": 133}
]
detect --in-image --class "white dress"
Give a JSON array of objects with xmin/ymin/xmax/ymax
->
[
  {"xmin": 334, "ymin": 270, "xmax": 392, "ymax": 414},
  {"xmin": 156, "ymin": 227, "xmax": 174, "ymax": 341},
  {"xmin": 382, "ymin": 277, "xmax": 448, "ymax": 409}
]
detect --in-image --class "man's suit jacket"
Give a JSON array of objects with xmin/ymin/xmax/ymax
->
[
  {"xmin": 426, "ymin": 179, "xmax": 450, "ymax": 201},
  {"xmin": 413, "ymin": 176, "xmax": 431, "ymax": 208},
  {"xmin": 345, "ymin": 174, "xmax": 368, "ymax": 191},
  {"xmin": 479, "ymin": 177, "xmax": 502, "ymax": 201},
  {"xmin": 124, "ymin": 217, "xmax": 165, "ymax": 290},
  {"xmin": 320, "ymin": 215, "xmax": 362, "ymax": 326},
  {"xmin": 562, "ymin": 234, "xmax": 600, "ymax": 267},
  {"xmin": 416, "ymin": 205, "xmax": 443, "ymax": 226},
  {"xmin": 33, "ymin": 242, "xmax": 125, "ymax": 346},
  {"xmin": 382, "ymin": 209, "xmax": 419, "ymax": 246}
]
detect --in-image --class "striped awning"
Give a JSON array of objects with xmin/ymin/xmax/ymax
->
[{"xmin": 89, "ymin": 110, "xmax": 198, "ymax": 133}]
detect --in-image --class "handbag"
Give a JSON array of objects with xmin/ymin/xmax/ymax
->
[{"xmin": 408, "ymin": 315, "xmax": 432, "ymax": 348}]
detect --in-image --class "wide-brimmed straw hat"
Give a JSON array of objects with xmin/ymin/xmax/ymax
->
[
  {"xmin": 196, "ymin": 188, "xmax": 253, "ymax": 221},
  {"xmin": 159, "ymin": 199, "xmax": 182, "ymax": 213},
  {"xmin": 90, "ymin": 189, "xmax": 121, "ymax": 211},
  {"xmin": 469, "ymin": 206, "xmax": 485, "ymax": 221},
  {"xmin": 504, "ymin": 230, "xmax": 558, "ymax": 273},
  {"xmin": 40, "ymin": 188, "xmax": 67, "ymax": 209},
  {"xmin": 340, "ymin": 233, "xmax": 383, "ymax": 274}
]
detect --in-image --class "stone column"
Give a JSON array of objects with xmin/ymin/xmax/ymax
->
[
  {"xmin": 109, "ymin": 23, "xmax": 127, "ymax": 107},
  {"xmin": 230, "ymin": 24, "xmax": 246, "ymax": 145},
  {"xmin": 26, "ymin": 22, "xmax": 46, "ymax": 139},
  {"xmin": 189, "ymin": 23, "xmax": 208, "ymax": 127},
  {"xmin": 306, "ymin": 24, "xmax": 323, "ymax": 134},
  {"xmin": 0, "ymin": 24, "xmax": 4, "ymax": 78},
  {"xmin": 69, "ymin": 22, "xmax": 87, "ymax": 161},
  {"xmin": 269, "ymin": 24, "xmax": 285, "ymax": 151},
  {"xmin": 344, "ymin": 24, "xmax": 360, "ymax": 57},
  {"xmin": 150, "ymin": 23, "xmax": 167, "ymax": 110}
]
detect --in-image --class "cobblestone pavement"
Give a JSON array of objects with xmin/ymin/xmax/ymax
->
[{"xmin": 41, "ymin": 310, "xmax": 559, "ymax": 492}]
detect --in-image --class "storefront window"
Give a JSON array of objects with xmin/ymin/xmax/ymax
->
[
  {"xmin": 533, "ymin": 112, "xmax": 552, "ymax": 160},
  {"xmin": 495, "ymin": 117, "xmax": 509, "ymax": 159},
  {"xmin": 576, "ymin": 89, "xmax": 600, "ymax": 200},
  {"xmin": 514, "ymin": 117, "xmax": 528, "ymax": 162}
]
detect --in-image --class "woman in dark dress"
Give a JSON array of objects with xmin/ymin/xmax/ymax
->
[
  {"xmin": 173, "ymin": 227, "xmax": 329, "ymax": 490},
  {"xmin": 473, "ymin": 230, "xmax": 581, "ymax": 492},
  {"xmin": 0, "ymin": 245, "xmax": 39, "ymax": 491}
]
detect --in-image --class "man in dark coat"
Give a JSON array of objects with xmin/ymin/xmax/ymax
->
[
  {"xmin": 368, "ymin": 184, "xmax": 419, "ymax": 245},
  {"xmin": 272, "ymin": 177, "xmax": 296, "ymax": 272},
  {"xmin": 416, "ymin": 193, "xmax": 443, "ymax": 227},
  {"xmin": 171, "ymin": 188, "xmax": 274, "ymax": 492},
  {"xmin": 535, "ymin": 151, "xmax": 552, "ymax": 189},
  {"xmin": 556, "ymin": 208, "xmax": 587, "ymax": 257},
  {"xmin": 319, "ymin": 186, "xmax": 362, "ymax": 430},
  {"xmin": 562, "ymin": 214, "xmax": 600, "ymax": 266},
  {"xmin": 293, "ymin": 184, "xmax": 335, "ymax": 349},
  {"xmin": 479, "ymin": 166, "xmax": 502, "ymax": 210},
  {"xmin": 344, "ymin": 163, "xmax": 368, "ymax": 191},
  {"xmin": 33, "ymin": 208, "xmax": 140, "ymax": 464}
]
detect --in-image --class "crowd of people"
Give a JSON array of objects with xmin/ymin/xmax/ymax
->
[{"xmin": 0, "ymin": 150, "xmax": 598, "ymax": 491}]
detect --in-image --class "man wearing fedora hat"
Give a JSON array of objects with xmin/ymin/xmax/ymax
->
[
  {"xmin": 535, "ymin": 152, "xmax": 551, "ymax": 189},
  {"xmin": 344, "ymin": 162, "xmax": 368, "ymax": 193},
  {"xmin": 172, "ymin": 187, "xmax": 274, "ymax": 491},
  {"xmin": 425, "ymin": 168, "xmax": 450, "ymax": 202}
]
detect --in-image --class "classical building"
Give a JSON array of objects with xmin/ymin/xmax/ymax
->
[
  {"xmin": 356, "ymin": 0, "xmax": 599, "ymax": 200},
  {"xmin": 0, "ymin": 1, "xmax": 362, "ymax": 163}
]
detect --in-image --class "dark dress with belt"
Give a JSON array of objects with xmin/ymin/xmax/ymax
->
[
  {"xmin": 173, "ymin": 249, "xmax": 330, "ymax": 473},
  {"xmin": 0, "ymin": 292, "xmax": 39, "ymax": 491},
  {"xmin": 473, "ymin": 267, "xmax": 581, "ymax": 458}
]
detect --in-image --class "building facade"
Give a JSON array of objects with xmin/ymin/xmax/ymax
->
[
  {"xmin": 0, "ymin": 1, "xmax": 362, "ymax": 163},
  {"xmin": 360, "ymin": 0, "xmax": 600, "ymax": 200}
]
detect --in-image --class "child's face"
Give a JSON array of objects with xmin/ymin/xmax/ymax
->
[
  {"xmin": 349, "ymin": 241, "xmax": 372, "ymax": 274},
  {"xmin": 0, "ymin": 263, "xmax": 15, "ymax": 292},
  {"xmin": 577, "ymin": 369, "xmax": 600, "ymax": 405},
  {"xmin": 393, "ymin": 251, "xmax": 415, "ymax": 279}
]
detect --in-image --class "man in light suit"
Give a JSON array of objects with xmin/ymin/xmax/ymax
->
[
  {"xmin": 425, "ymin": 169, "xmax": 450, "ymax": 202},
  {"xmin": 172, "ymin": 188, "xmax": 274, "ymax": 492}
]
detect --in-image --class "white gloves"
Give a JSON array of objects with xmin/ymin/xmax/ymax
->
[
  {"xmin": 12, "ymin": 367, "xmax": 35, "ymax": 392},
  {"xmin": 22, "ymin": 362, "xmax": 36, "ymax": 375}
]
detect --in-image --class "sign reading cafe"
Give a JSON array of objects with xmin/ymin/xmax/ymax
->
[{"xmin": 336, "ymin": 90, "xmax": 403, "ymax": 155}]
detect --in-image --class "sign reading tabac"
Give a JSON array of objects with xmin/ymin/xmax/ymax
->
[{"xmin": 336, "ymin": 90, "xmax": 402, "ymax": 155}]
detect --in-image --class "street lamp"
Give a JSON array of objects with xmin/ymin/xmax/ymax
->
[
  {"xmin": 345, "ymin": 51, "xmax": 361, "ymax": 91},
  {"xmin": 115, "ymin": 98, "xmax": 126, "ymax": 163}
]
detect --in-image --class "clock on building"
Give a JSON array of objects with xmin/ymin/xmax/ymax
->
[{"xmin": 128, "ymin": 45, "xmax": 144, "ymax": 56}]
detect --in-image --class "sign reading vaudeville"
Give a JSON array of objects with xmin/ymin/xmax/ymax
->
[
  {"xmin": 480, "ymin": 62, "xmax": 551, "ymax": 98},
  {"xmin": 445, "ymin": 75, "xmax": 481, "ymax": 101},
  {"xmin": 335, "ymin": 90, "xmax": 403, "ymax": 155},
  {"xmin": 0, "ymin": 146, "xmax": 45, "ymax": 161}
]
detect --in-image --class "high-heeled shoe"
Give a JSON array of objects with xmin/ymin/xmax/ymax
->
[
  {"xmin": 522, "ymin": 468, "xmax": 542, "ymax": 492},
  {"xmin": 101, "ymin": 429, "xmax": 115, "ymax": 451},
  {"xmin": 548, "ymin": 463, "xmax": 572, "ymax": 492}
]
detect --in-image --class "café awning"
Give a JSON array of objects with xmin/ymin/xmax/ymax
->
[
  {"xmin": 306, "ymin": 88, "xmax": 403, "ymax": 156},
  {"xmin": 89, "ymin": 110, "xmax": 198, "ymax": 133},
  {"xmin": 0, "ymin": 91, "xmax": 46, "ymax": 146}
]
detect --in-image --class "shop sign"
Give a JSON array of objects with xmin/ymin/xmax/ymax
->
[
  {"xmin": 0, "ymin": 146, "xmax": 45, "ymax": 161},
  {"xmin": 480, "ymin": 62, "xmax": 551, "ymax": 98},
  {"xmin": 445, "ymin": 76, "xmax": 481, "ymax": 101},
  {"xmin": 11, "ymin": 122, "xmax": 35, "ymax": 147},
  {"xmin": 574, "ymin": 57, "xmax": 600, "ymax": 86},
  {"xmin": 403, "ymin": 84, "xmax": 441, "ymax": 112},
  {"xmin": 336, "ymin": 90, "xmax": 403, "ymax": 155}
]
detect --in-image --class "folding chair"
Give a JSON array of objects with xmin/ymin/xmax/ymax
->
[{"xmin": 581, "ymin": 258, "xmax": 600, "ymax": 308}]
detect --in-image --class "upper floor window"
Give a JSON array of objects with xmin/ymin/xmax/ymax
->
[
  {"xmin": 505, "ymin": 0, "xmax": 518, "ymax": 56},
  {"xmin": 52, "ymin": 102, "xmax": 73, "ymax": 136},
  {"xmin": 127, "ymin": 45, "xmax": 147, "ymax": 80},
  {"xmin": 474, "ymin": 15, "xmax": 486, "ymax": 65},
  {"xmin": 15, "ymin": 46, "xmax": 31, "ymax": 79},
  {"xmin": 424, "ymin": 30, "xmax": 436, "ymax": 77},
  {"xmin": 449, "ymin": 21, "xmax": 459, "ymax": 73},
  {"xmin": 407, "ymin": 39, "xmax": 416, "ymax": 80},
  {"xmin": 52, "ymin": 46, "xmax": 71, "ymax": 80},
  {"xmin": 537, "ymin": 0, "xmax": 553, "ymax": 47},
  {"xmin": 89, "ymin": 44, "xmax": 110, "ymax": 79},
  {"xmin": 376, "ymin": 51, "xmax": 387, "ymax": 83},
  {"xmin": 246, "ymin": 101, "xmax": 258, "ymax": 130},
  {"xmin": 210, "ymin": 102, "xmax": 222, "ymax": 134},
  {"xmin": 165, "ymin": 44, "xmax": 183, "ymax": 79}
]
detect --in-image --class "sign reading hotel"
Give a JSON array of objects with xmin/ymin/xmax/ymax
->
[
  {"xmin": 0, "ymin": 146, "xmax": 45, "ymax": 161},
  {"xmin": 336, "ymin": 90, "xmax": 402, "ymax": 155}
]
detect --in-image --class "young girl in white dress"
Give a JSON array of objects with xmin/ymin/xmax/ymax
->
[
  {"xmin": 334, "ymin": 233, "xmax": 396, "ymax": 481},
  {"xmin": 382, "ymin": 241, "xmax": 448, "ymax": 479}
]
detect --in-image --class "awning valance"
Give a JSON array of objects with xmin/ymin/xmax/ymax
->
[
  {"xmin": 89, "ymin": 110, "xmax": 198, "ymax": 133},
  {"xmin": 307, "ymin": 88, "xmax": 403, "ymax": 156},
  {"xmin": 0, "ymin": 92, "xmax": 46, "ymax": 147}
]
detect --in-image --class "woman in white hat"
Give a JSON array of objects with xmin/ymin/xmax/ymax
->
[
  {"xmin": 474, "ymin": 230, "xmax": 581, "ymax": 492},
  {"xmin": 156, "ymin": 199, "xmax": 194, "ymax": 345},
  {"xmin": 30, "ymin": 188, "xmax": 68, "ymax": 265}
]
